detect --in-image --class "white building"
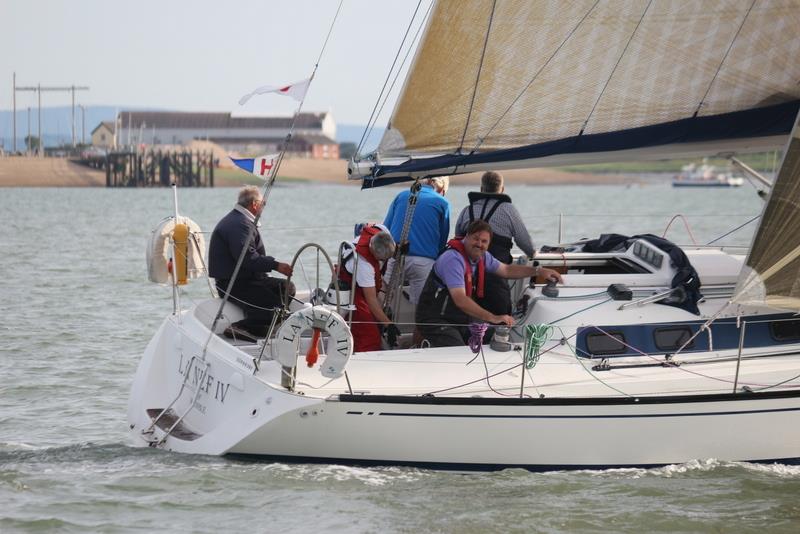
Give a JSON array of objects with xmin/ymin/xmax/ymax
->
[
  {"xmin": 91, "ymin": 121, "xmax": 116, "ymax": 149},
  {"xmin": 113, "ymin": 111, "xmax": 338, "ymax": 157}
]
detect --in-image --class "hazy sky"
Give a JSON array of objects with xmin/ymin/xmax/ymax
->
[{"xmin": 1, "ymin": 0, "xmax": 433, "ymax": 124}]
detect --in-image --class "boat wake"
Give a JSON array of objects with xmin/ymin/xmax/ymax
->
[{"xmin": 256, "ymin": 462, "xmax": 431, "ymax": 486}]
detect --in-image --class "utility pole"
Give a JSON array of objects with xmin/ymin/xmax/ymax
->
[
  {"xmin": 12, "ymin": 72, "xmax": 16, "ymax": 153},
  {"xmin": 37, "ymin": 84, "xmax": 41, "ymax": 156},
  {"xmin": 80, "ymin": 105, "xmax": 86, "ymax": 145},
  {"xmin": 14, "ymin": 78, "xmax": 89, "ymax": 156}
]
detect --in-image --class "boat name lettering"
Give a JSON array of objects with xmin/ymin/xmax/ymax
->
[
  {"xmin": 235, "ymin": 356, "xmax": 254, "ymax": 372},
  {"xmin": 193, "ymin": 400, "xmax": 206, "ymax": 414},
  {"xmin": 177, "ymin": 353, "xmax": 232, "ymax": 404},
  {"xmin": 282, "ymin": 322, "xmax": 303, "ymax": 343}
]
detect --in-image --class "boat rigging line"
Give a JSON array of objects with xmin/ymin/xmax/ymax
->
[
  {"xmin": 355, "ymin": 0, "xmax": 427, "ymax": 159},
  {"xmin": 204, "ymin": 0, "xmax": 345, "ymax": 357},
  {"xmin": 461, "ymin": 0, "xmax": 600, "ymax": 161},
  {"xmin": 706, "ymin": 214, "xmax": 760, "ymax": 245},
  {"xmin": 578, "ymin": 0, "xmax": 653, "ymax": 136},
  {"xmin": 661, "ymin": 214, "xmax": 698, "ymax": 245},
  {"xmin": 457, "ymin": 0, "xmax": 497, "ymax": 155},
  {"xmin": 383, "ymin": 179, "xmax": 422, "ymax": 321},
  {"xmin": 692, "ymin": 0, "xmax": 757, "ymax": 118},
  {"xmin": 364, "ymin": 0, "xmax": 433, "ymax": 159}
]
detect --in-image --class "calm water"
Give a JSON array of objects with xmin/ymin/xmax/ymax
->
[{"xmin": 2, "ymin": 182, "xmax": 799, "ymax": 533}]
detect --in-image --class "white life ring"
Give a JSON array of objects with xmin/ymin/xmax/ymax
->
[
  {"xmin": 271, "ymin": 306, "xmax": 353, "ymax": 379},
  {"xmin": 146, "ymin": 216, "xmax": 205, "ymax": 284}
]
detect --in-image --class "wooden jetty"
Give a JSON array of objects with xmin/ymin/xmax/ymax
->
[{"xmin": 104, "ymin": 149, "xmax": 214, "ymax": 187}]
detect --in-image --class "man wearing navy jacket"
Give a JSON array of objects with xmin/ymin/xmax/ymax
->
[{"xmin": 209, "ymin": 186, "xmax": 293, "ymax": 341}]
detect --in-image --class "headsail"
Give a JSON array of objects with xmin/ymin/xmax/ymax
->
[
  {"xmin": 358, "ymin": 0, "xmax": 800, "ymax": 184},
  {"xmin": 734, "ymin": 111, "xmax": 800, "ymax": 311}
]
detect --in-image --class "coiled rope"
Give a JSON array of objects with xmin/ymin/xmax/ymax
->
[
  {"xmin": 524, "ymin": 324, "xmax": 553, "ymax": 369},
  {"xmin": 468, "ymin": 322, "xmax": 489, "ymax": 354}
]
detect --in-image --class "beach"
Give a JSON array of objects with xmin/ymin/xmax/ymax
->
[{"xmin": 0, "ymin": 155, "xmax": 632, "ymax": 187}]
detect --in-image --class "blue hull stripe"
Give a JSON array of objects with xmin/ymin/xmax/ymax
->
[
  {"xmin": 371, "ymin": 406, "xmax": 800, "ymax": 419},
  {"xmin": 339, "ymin": 388, "xmax": 800, "ymax": 406}
]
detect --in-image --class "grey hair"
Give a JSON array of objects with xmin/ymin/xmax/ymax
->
[
  {"xmin": 427, "ymin": 176, "xmax": 450, "ymax": 194},
  {"xmin": 369, "ymin": 231, "xmax": 396, "ymax": 261},
  {"xmin": 480, "ymin": 171, "xmax": 503, "ymax": 193},
  {"xmin": 237, "ymin": 185, "xmax": 262, "ymax": 207}
]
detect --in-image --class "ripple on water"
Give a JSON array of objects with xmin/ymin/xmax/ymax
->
[{"xmin": 0, "ymin": 185, "xmax": 791, "ymax": 532}]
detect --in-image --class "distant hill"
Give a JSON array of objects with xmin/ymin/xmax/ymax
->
[{"xmin": 0, "ymin": 105, "xmax": 131, "ymax": 151}]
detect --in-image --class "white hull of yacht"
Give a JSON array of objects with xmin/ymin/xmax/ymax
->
[{"xmin": 128, "ymin": 297, "xmax": 800, "ymax": 470}]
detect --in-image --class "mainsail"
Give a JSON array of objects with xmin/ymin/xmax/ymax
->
[
  {"xmin": 734, "ymin": 113, "xmax": 800, "ymax": 311},
  {"xmin": 360, "ymin": 0, "xmax": 800, "ymax": 184}
]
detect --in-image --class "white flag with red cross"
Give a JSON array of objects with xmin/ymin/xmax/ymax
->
[{"xmin": 238, "ymin": 78, "xmax": 311, "ymax": 106}]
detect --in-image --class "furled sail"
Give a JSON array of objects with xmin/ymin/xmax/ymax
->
[
  {"xmin": 360, "ymin": 0, "xmax": 800, "ymax": 184},
  {"xmin": 734, "ymin": 112, "xmax": 800, "ymax": 311}
]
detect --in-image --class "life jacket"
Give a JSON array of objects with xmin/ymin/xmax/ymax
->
[
  {"xmin": 415, "ymin": 239, "xmax": 486, "ymax": 328},
  {"xmin": 446, "ymin": 238, "xmax": 484, "ymax": 299},
  {"xmin": 337, "ymin": 224, "xmax": 383, "ymax": 292},
  {"xmin": 467, "ymin": 191, "xmax": 514, "ymax": 264}
]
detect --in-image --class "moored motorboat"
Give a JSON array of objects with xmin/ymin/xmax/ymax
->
[{"xmin": 672, "ymin": 162, "xmax": 744, "ymax": 187}]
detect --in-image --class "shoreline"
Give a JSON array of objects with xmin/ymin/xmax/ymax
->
[{"xmin": 0, "ymin": 156, "xmax": 638, "ymax": 187}]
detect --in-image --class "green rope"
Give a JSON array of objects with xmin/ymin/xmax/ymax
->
[{"xmin": 524, "ymin": 324, "xmax": 553, "ymax": 369}]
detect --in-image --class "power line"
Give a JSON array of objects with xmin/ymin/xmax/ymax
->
[{"xmin": 12, "ymin": 72, "xmax": 89, "ymax": 155}]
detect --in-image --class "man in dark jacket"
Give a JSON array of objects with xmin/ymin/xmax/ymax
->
[
  {"xmin": 209, "ymin": 186, "xmax": 293, "ymax": 341},
  {"xmin": 455, "ymin": 171, "xmax": 535, "ymax": 316}
]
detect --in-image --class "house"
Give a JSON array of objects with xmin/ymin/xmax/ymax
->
[
  {"xmin": 290, "ymin": 134, "xmax": 340, "ymax": 160},
  {"xmin": 113, "ymin": 111, "xmax": 338, "ymax": 158},
  {"xmin": 91, "ymin": 121, "xmax": 116, "ymax": 148}
]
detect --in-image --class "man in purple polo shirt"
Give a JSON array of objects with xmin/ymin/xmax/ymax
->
[{"xmin": 415, "ymin": 219, "xmax": 562, "ymax": 347}]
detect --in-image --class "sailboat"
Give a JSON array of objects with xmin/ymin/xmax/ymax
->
[{"xmin": 128, "ymin": 0, "xmax": 800, "ymax": 470}]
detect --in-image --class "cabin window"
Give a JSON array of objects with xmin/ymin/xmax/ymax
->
[
  {"xmin": 653, "ymin": 326, "xmax": 694, "ymax": 351},
  {"xmin": 561, "ymin": 258, "xmax": 650, "ymax": 275},
  {"xmin": 770, "ymin": 319, "xmax": 800, "ymax": 341},
  {"xmin": 586, "ymin": 331, "xmax": 627, "ymax": 355}
]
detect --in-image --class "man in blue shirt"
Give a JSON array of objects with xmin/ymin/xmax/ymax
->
[{"xmin": 383, "ymin": 176, "xmax": 450, "ymax": 304}]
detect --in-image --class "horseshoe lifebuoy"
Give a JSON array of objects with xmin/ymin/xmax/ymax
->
[{"xmin": 271, "ymin": 306, "xmax": 353, "ymax": 378}]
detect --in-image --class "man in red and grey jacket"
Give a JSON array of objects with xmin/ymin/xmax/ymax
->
[{"xmin": 338, "ymin": 223, "xmax": 399, "ymax": 352}]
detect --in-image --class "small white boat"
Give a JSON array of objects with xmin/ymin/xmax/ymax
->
[
  {"xmin": 672, "ymin": 163, "xmax": 744, "ymax": 188},
  {"xmin": 128, "ymin": 0, "xmax": 800, "ymax": 470}
]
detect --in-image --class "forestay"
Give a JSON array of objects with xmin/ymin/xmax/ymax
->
[
  {"xmin": 734, "ymin": 113, "xmax": 800, "ymax": 310},
  {"xmin": 364, "ymin": 0, "xmax": 800, "ymax": 183}
]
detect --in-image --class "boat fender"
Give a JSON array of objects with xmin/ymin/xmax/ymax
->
[
  {"xmin": 172, "ymin": 222, "xmax": 190, "ymax": 285},
  {"xmin": 146, "ymin": 216, "xmax": 205, "ymax": 284},
  {"xmin": 271, "ymin": 306, "xmax": 353, "ymax": 379}
]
